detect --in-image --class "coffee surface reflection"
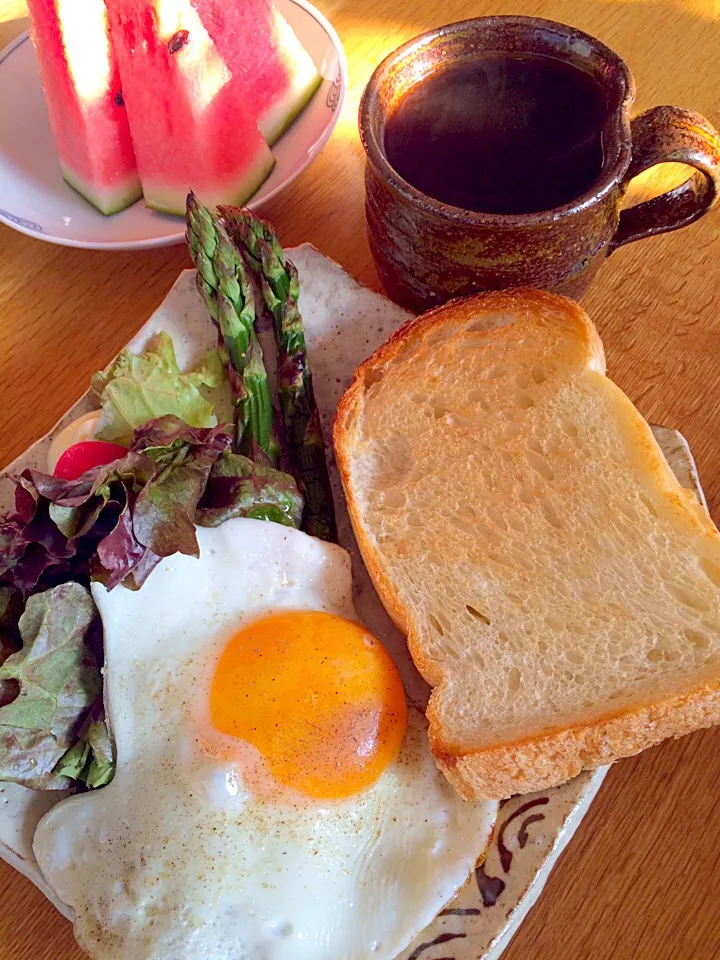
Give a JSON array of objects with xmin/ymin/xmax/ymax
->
[{"xmin": 384, "ymin": 54, "xmax": 608, "ymax": 215}]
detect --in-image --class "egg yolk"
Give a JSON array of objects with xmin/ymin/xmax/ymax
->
[{"xmin": 210, "ymin": 610, "xmax": 408, "ymax": 800}]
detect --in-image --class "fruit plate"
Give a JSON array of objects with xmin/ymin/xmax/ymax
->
[
  {"xmin": 0, "ymin": 250, "xmax": 710, "ymax": 958},
  {"xmin": 0, "ymin": 0, "xmax": 346, "ymax": 250}
]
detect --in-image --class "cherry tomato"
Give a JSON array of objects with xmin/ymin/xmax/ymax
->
[{"xmin": 53, "ymin": 441, "xmax": 128, "ymax": 480}]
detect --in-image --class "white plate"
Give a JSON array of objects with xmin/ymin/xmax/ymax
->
[{"xmin": 0, "ymin": 0, "xmax": 346, "ymax": 250}]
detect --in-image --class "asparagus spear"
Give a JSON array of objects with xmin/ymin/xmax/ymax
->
[
  {"xmin": 220, "ymin": 206, "xmax": 337, "ymax": 542},
  {"xmin": 186, "ymin": 193, "xmax": 279, "ymax": 462}
]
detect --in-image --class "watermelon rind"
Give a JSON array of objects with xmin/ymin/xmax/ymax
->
[
  {"xmin": 263, "ymin": 68, "xmax": 322, "ymax": 146},
  {"xmin": 27, "ymin": 0, "xmax": 141, "ymax": 218},
  {"xmin": 61, "ymin": 162, "xmax": 143, "ymax": 217},
  {"xmin": 259, "ymin": 12, "xmax": 323, "ymax": 146},
  {"xmin": 142, "ymin": 150, "xmax": 277, "ymax": 217}
]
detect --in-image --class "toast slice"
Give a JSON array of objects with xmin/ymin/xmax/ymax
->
[{"xmin": 333, "ymin": 289, "xmax": 720, "ymax": 800}]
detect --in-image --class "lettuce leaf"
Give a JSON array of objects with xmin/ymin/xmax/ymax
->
[
  {"xmin": 0, "ymin": 583, "xmax": 106, "ymax": 790},
  {"xmin": 0, "ymin": 418, "xmax": 236, "ymax": 597},
  {"xmin": 1, "ymin": 416, "xmax": 303, "ymax": 601},
  {"xmin": 197, "ymin": 452, "xmax": 304, "ymax": 528},
  {"xmin": 54, "ymin": 699, "xmax": 115, "ymax": 788},
  {"xmin": 91, "ymin": 332, "xmax": 226, "ymax": 445},
  {"xmin": 84, "ymin": 712, "xmax": 115, "ymax": 787}
]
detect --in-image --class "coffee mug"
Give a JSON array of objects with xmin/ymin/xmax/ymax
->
[{"xmin": 359, "ymin": 16, "xmax": 720, "ymax": 311}]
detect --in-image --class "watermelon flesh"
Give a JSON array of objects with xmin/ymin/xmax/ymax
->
[
  {"xmin": 192, "ymin": 0, "xmax": 322, "ymax": 145},
  {"xmin": 26, "ymin": 0, "xmax": 142, "ymax": 215},
  {"xmin": 105, "ymin": 0, "xmax": 277, "ymax": 215}
]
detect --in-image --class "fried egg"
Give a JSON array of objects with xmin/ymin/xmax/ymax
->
[{"xmin": 33, "ymin": 519, "xmax": 496, "ymax": 960}]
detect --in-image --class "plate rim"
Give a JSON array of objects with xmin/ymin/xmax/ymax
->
[{"xmin": 0, "ymin": 0, "xmax": 347, "ymax": 251}]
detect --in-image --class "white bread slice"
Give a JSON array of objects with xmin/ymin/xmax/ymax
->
[{"xmin": 333, "ymin": 289, "xmax": 720, "ymax": 800}]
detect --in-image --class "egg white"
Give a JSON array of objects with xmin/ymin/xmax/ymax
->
[
  {"xmin": 46, "ymin": 411, "xmax": 103, "ymax": 472},
  {"xmin": 33, "ymin": 519, "xmax": 496, "ymax": 960}
]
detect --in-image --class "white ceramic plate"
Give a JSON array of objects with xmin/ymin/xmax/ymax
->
[{"xmin": 0, "ymin": 0, "xmax": 346, "ymax": 250}]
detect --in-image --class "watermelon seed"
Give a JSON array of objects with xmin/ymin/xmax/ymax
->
[
  {"xmin": 168, "ymin": 30, "xmax": 190, "ymax": 54},
  {"xmin": 114, "ymin": 91, "xmax": 125, "ymax": 107}
]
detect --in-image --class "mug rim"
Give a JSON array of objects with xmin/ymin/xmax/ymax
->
[{"xmin": 359, "ymin": 15, "xmax": 635, "ymax": 227}]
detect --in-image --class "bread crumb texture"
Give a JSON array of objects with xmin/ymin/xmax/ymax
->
[{"xmin": 334, "ymin": 290, "xmax": 720, "ymax": 799}]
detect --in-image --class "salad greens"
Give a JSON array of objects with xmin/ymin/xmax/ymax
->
[
  {"xmin": 0, "ymin": 583, "xmax": 103, "ymax": 789},
  {"xmin": 2, "ymin": 417, "xmax": 301, "ymax": 599},
  {"xmin": 92, "ymin": 331, "xmax": 225, "ymax": 445},
  {"xmin": 197, "ymin": 451, "xmax": 304, "ymax": 528},
  {"xmin": 55, "ymin": 701, "xmax": 115, "ymax": 789}
]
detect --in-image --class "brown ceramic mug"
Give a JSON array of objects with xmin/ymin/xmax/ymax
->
[{"xmin": 359, "ymin": 16, "xmax": 720, "ymax": 311}]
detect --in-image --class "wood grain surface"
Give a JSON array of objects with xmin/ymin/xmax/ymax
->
[{"xmin": 0, "ymin": 0, "xmax": 719, "ymax": 958}]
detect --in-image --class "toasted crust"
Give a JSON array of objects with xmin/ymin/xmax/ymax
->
[
  {"xmin": 431, "ymin": 682, "xmax": 720, "ymax": 800},
  {"xmin": 333, "ymin": 289, "xmax": 720, "ymax": 800}
]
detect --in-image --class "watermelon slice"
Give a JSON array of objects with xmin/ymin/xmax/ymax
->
[
  {"xmin": 192, "ymin": 0, "xmax": 322, "ymax": 145},
  {"xmin": 26, "ymin": 0, "xmax": 142, "ymax": 215},
  {"xmin": 104, "ymin": 0, "xmax": 277, "ymax": 215}
]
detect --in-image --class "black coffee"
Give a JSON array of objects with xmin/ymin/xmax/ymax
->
[{"xmin": 384, "ymin": 53, "xmax": 608, "ymax": 215}]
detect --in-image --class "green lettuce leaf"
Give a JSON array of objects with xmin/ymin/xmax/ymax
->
[
  {"xmin": 0, "ymin": 583, "xmax": 107, "ymax": 790},
  {"xmin": 84, "ymin": 714, "xmax": 114, "ymax": 788},
  {"xmin": 53, "ymin": 738, "xmax": 90, "ymax": 780},
  {"xmin": 91, "ymin": 332, "xmax": 226, "ymax": 445},
  {"xmin": 197, "ymin": 452, "xmax": 304, "ymax": 528},
  {"xmin": 54, "ymin": 701, "xmax": 115, "ymax": 788}
]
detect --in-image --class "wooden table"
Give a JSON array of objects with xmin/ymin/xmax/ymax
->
[{"xmin": 0, "ymin": 0, "xmax": 719, "ymax": 957}]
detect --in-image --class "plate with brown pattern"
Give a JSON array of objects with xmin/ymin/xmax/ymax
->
[{"xmin": 0, "ymin": 249, "xmax": 708, "ymax": 959}]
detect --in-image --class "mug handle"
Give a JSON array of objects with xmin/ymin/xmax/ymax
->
[{"xmin": 610, "ymin": 105, "xmax": 720, "ymax": 252}]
